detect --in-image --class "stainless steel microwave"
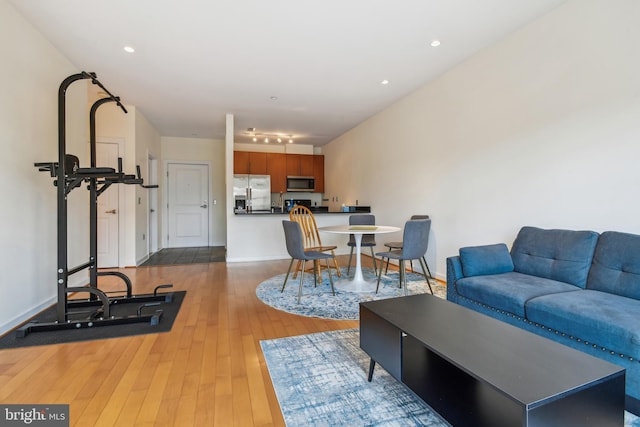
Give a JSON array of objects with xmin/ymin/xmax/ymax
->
[{"xmin": 286, "ymin": 176, "xmax": 315, "ymax": 192}]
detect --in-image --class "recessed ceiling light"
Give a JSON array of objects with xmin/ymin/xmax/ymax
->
[
  {"xmin": 381, "ymin": 79, "xmax": 390, "ymax": 85},
  {"xmin": 123, "ymin": 46, "xmax": 135, "ymax": 53},
  {"xmin": 430, "ymin": 40, "xmax": 441, "ymax": 47},
  {"xmin": 270, "ymin": 96, "xmax": 278, "ymax": 101}
]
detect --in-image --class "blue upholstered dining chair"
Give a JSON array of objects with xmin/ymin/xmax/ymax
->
[
  {"xmin": 375, "ymin": 219, "xmax": 433, "ymax": 295},
  {"xmin": 346, "ymin": 214, "xmax": 378, "ymax": 275},
  {"xmin": 281, "ymin": 220, "xmax": 336, "ymax": 304},
  {"xmin": 382, "ymin": 214, "xmax": 433, "ymax": 280}
]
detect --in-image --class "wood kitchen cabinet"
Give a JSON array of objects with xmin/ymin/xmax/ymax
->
[
  {"xmin": 267, "ymin": 153, "xmax": 287, "ymax": 193},
  {"xmin": 234, "ymin": 150, "xmax": 325, "ymax": 193},
  {"xmin": 313, "ymin": 155, "xmax": 324, "ymax": 193},
  {"xmin": 286, "ymin": 154, "xmax": 314, "ymax": 176},
  {"xmin": 234, "ymin": 151, "xmax": 267, "ymax": 174},
  {"xmin": 234, "ymin": 151, "xmax": 249, "ymax": 174}
]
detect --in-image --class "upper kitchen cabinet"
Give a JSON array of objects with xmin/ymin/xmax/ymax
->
[
  {"xmin": 313, "ymin": 155, "xmax": 325, "ymax": 193},
  {"xmin": 267, "ymin": 153, "xmax": 287, "ymax": 193},
  {"xmin": 286, "ymin": 154, "xmax": 314, "ymax": 177},
  {"xmin": 234, "ymin": 151, "xmax": 267, "ymax": 175}
]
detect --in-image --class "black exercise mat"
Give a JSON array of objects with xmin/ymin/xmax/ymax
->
[
  {"xmin": 0, "ymin": 291, "xmax": 185, "ymax": 349},
  {"xmin": 140, "ymin": 246, "xmax": 225, "ymax": 266}
]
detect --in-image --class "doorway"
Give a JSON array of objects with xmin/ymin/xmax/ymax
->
[
  {"xmin": 166, "ymin": 162, "xmax": 210, "ymax": 247},
  {"xmin": 148, "ymin": 156, "xmax": 158, "ymax": 255},
  {"xmin": 96, "ymin": 139, "xmax": 123, "ymax": 267}
]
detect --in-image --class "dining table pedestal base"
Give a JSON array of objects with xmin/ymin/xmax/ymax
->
[
  {"xmin": 318, "ymin": 224, "xmax": 401, "ymax": 294},
  {"xmin": 334, "ymin": 277, "xmax": 377, "ymax": 293}
]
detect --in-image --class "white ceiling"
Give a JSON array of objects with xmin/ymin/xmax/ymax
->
[{"xmin": 10, "ymin": 0, "xmax": 565, "ymax": 146}]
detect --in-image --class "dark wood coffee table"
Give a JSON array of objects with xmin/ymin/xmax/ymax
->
[{"xmin": 360, "ymin": 294, "xmax": 625, "ymax": 427}]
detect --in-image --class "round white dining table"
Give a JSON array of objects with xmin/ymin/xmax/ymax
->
[{"xmin": 318, "ymin": 225, "xmax": 400, "ymax": 293}]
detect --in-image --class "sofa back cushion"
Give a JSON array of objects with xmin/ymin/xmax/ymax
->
[
  {"xmin": 510, "ymin": 226, "xmax": 598, "ymax": 288},
  {"xmin": 587, "ymin": 231, "xmax": 640, "ymax": 300}
]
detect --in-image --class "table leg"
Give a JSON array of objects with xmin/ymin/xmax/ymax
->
[{"xmin": 353, "ymin": 234, "xmax": 364, "ymax": 282}]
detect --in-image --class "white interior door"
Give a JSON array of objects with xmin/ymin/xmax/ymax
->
[
  {"xmin": 167, "ymin": 162, "xmax": 209, "ymax": 247},
  {"xmin": 96, "ymin": 142, "xmax": 120, "ymax": 267},
  {"xmin": 148, "ymin": 157, "xmax": 158, "ymax": 254}
]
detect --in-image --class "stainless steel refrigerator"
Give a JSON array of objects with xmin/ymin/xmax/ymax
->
[{"xmin": 233, "ymin": 175, "xmax": 271, "ymax": 212}]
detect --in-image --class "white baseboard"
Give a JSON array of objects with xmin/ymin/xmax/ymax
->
[
  {"xmin": 0, "ymin": 274, "xmax": 88, "ymax": 336},
  {"xmin": 0, "ymin": 296, "xmax": 56, "ymax": 336},
  {"xmin": 226, "ymin": 255, "xmax": 288, "ymax": 263},
  {"xmin": 226, "ymin": 248, "xmax": 351, "ymax": 263}
]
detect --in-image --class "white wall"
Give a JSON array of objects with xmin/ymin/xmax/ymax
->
[
  {"xmin": 135, "ymin": 111, "xmax": 161, "ymax": 263},
  {"xmin": 323, "ymin": 0, "xmax": 640, "ymax": 280},
  {"xmin": 94, "ymin": 103, "xmax": 164, "ymax": 265},
  {"xmin": 0, "ymin": 0, "xmax": 88, "ymax": 333},
  {"xmin": 161, "ymin": 136, "xmax": 226, "ymax": 246},
  {"xmin": 234, "ymin": 142, "xmax": 315, "ymax": 155}
]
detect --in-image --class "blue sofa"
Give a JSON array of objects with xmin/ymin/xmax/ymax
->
[{"xmin": 446, "ymin": 226, "xmax": 640, "ymax": 414}]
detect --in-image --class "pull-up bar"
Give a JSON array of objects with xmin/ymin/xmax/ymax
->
[{"xmin": 82, "ymin": 71, "xmax": 128, "ymax": 114}]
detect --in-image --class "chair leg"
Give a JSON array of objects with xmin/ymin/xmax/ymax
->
[
  {"xmin": 376, "ymin": 260, "xmax": 383, "ymax": 293},
  {"xmin": 398, "ymin": 261, "xmax": 404, "ymax": 288},
  {"xmin": 313, "ymin": 260, "xmax": 318, "ymax": 288},
  {"xmin": 369, "ymin": 247, "xmax": 377, "ymax": 273},
  {"xmin": 325, "ymin": 258, "xmax": 335, "ymax": 296},
  {"xmin": 384, "ymin": 257, "xmax": 390, "ymax": 274},
  {"xmin": 401, "ymin": 261, "xmax": 408, "ymax": 296},
  {"xmin": 422, "ymin": 256, "xmax": 434, "ymax": 279},
  {"xmin": 281, "ymin": 258, "xmax": 295, "ymax": 292},
  {"xmin": 347, "ymin": 246, "xmax": 354, "ymax": 275},
  {"xmin": 298, "ymin": 260, "xmax": 306, "ymax": 304},
  {"xmin": 314, "ymin": 260, "xmax": 323, "ymax": 286},
  {"xmin": 332, "ymin": 250, "xmax": 341, "ymax": 277},
  {"xmin": 292, "ymin": 260, "xmax": 302, "ymax": 279},
  {"xmin": 419, "ymin": 257, "xmax": 434, "ymax": 294}
]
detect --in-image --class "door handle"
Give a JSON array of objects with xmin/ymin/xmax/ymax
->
[
  {"xmin": 150, "ymin": 209, "xmax": 155, "ymax": 213},
  {"xmin": 105, "ymin": 209, "xmax": 117, "ymax": 214},
  {"xmin": 200, "ymin": 204, "xmax": 208, "ymax": 208}
]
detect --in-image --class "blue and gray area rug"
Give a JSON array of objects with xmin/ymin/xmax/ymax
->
[
  {"xmin": 256, "ymin": 267, "xmax": 445, "ymax": 320},
  {"xmin": 261, "ymin": 328, "xmax": 640, "ymax": 427}
]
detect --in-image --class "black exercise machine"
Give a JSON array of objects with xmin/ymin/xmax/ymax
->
[{"xmin": 20, "ymin": 72, "xmax": 173, "ymax": 338}]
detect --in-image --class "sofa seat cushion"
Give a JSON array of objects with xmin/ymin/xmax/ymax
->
[
  {"xmin": 456, "ymin": 272, "xmax": 579, "ymax": 317},
  {"xmin": 526, "ymin": 289, "xmax": 640, "ymax": 359}
]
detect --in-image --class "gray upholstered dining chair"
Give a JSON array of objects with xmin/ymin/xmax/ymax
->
[
  {"xmin": 346, "ymin": 214, "xmax": 377, "ymax": 275},
  {"xmin": 382, "ymin": 214, "xmax": 433, "ymax": 280},
  {"xmin": 281, "ymin": 220, "xmax": 336, "ymax": 304},
  {"xmin": 375, "ymin": 219, "xmax": 433, "ymax": 295}
]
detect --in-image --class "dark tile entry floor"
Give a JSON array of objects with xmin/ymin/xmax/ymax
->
[{"xmin": 140, "ymin": 246, "xmax": 226, "ymax": 266}]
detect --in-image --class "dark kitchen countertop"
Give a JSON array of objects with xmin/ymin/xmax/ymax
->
[{"xmin": 234, "ymin": 206, "xmax": 371, "ymax": 215}]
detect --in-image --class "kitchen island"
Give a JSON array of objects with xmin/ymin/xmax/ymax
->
[
  {"xmin": 233, "ymin": 206, "xmax": 370, "ymax": 215},
  {"xmin": 226, "ymin": 207, "xmax": 377, "ymax": 262}
]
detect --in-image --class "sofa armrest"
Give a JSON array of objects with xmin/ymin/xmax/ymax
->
[{"xmin": 446, "ymin": 256, "xmax": 464, "ymax": 302}]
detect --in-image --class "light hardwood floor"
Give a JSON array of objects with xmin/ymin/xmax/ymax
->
[{"xmin": 0, "ymin": 256, "xmax": 364, "ymax": 426}]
